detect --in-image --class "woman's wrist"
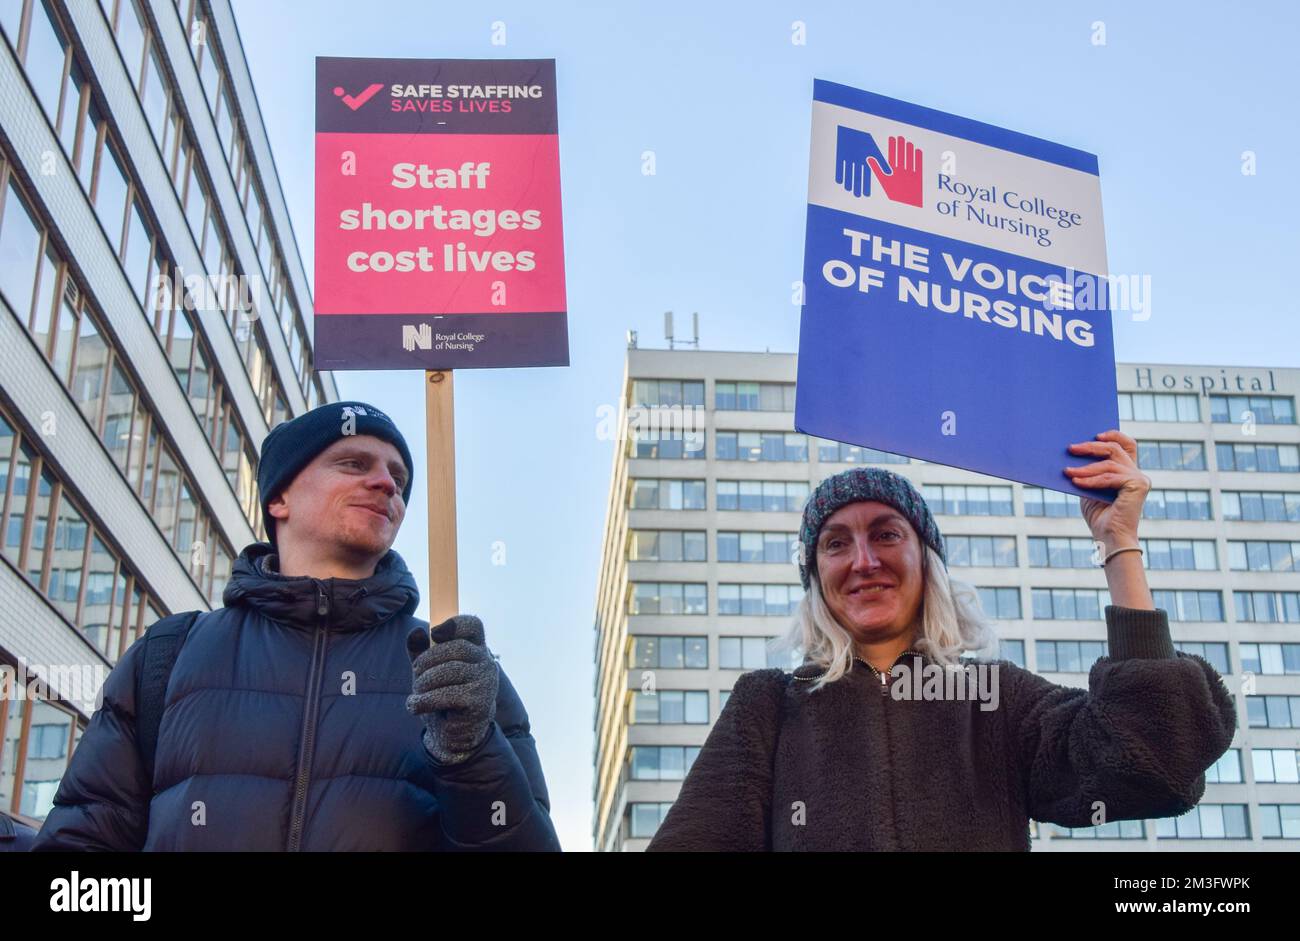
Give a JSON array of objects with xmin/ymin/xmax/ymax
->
[
  {"xmin": 1097, "ymin": 530, "xmax": 1139, "ymax": 552},
  {"xmin": 1101, "ymin": 548, "xmax": 1154, "ymax": 610}
]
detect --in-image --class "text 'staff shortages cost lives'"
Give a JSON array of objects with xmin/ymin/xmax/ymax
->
[
  {"xmin": 796, "ymin": 80, "xmax": 1118, "ymax": 501},
  {"xmin": 314, "ymin": 57, "xmax": 568, "ymax": 370}
]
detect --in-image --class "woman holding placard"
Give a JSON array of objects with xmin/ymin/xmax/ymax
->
[{"xmin": 647, "ymin": 430, "xmax": 1237, "ymax": 851}]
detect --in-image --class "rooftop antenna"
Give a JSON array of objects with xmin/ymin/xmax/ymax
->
[
  {"xmin": 665, "ymin": 311, "xmax": 701, "ymax": 350},
  {"xmin": 626, "ymin": 329, "xmax": 638, "ymax": 349}
]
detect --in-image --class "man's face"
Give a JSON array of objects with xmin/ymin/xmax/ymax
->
[
  {"xmin": 268, "ymin": 435, "xmax": 408, "ymax": 563},
  {"xmin": 815, "ymin": 501, "xmax": 925, "ymax": 641}
]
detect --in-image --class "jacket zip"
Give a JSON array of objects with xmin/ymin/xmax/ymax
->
[
  {"xmin": 857, "ymin": 650, "xmax": 920, "ymax": 695},
  {"xmin": 286, "ymin": 581, "xmax": 330, "ymax": 851},
  {"xmin": 864, "ymin": 661, "xmax": 891, "ymax": 695},
  {"xmin": 859, "ymin": 651, "xmax": 918, "ymax": 850}
]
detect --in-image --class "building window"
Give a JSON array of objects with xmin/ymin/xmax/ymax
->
[
  {"xmin": 1118, "ymin": 392, "xmax": 1200, "ymax": 422},
  {"xmin": 1216, "ymin": 442, "xmax": 1300, "ymax": 473},
  {"xmin": 1210, "ymin": 394, "xmax": 1295, "ymax": 425},
  {"xmin": 1022, "ymin": 487, "xmax": 1079, "ymax": 518},
  {"xmin": 1150, "ymin": 590, "xmax": 1222, "ymax": 622},
  {"xmin": 629, "ymin": 478, "xmax": 706, "ymax": 510},
  {"xmin": 628, "ymin": 530, "xmax": 706, "ymax": 562},
  {"xmin": 1041, "ymin": 820, "xmax": 1145, "ymax": 839},
  {"xmin": 1252, "ymin": 750, "xmax": 1300, "ymax": 784},
  {"xmin": 717, "ymin": 583, "xmax": 804, "ymax": 616},
  {"xmin": 716, "ymin": 531, "xmax": 798, "ymax": 564},
  {"xmin": 1136, "ymin": 440, "xmax": 1206, "ymax": 470},
  {"xmin": 628, "ymin": 427, "xmax": 705, "ymax": 460},
  {"xmin": 0, "ymin": 174, "xmax": 46, "ymax": 328},
  {"xmin": 1142, "ymin": 489, "xmax": 1212, "ymax": 521},
  {"xmin": 716, "ymin": 431, "xmax": 808, "ymax": 462},
  {"xmin": 716, "ymin": 480, "xmax": 809, "ymax": 512},
  {"xmin": 1029, "ymin": 535, "xmax": 1102, "ymax": 566},
  {"xmin": 627, "ymin": 802, "xmax": 673, "ymax": 839},
  {"xmin": 627, "ymin": 636, "xmax": 708, "ymax": 669},
  {"xmin": 1246, "ymin": 695, "xmax": 1300, "ymax": 729},
  {"xmin": 629, "ymin": 746, "xmax": 700, "ymax": 781},
  {"xmin": 139, "ymin": 44, "xmax": 170, "ymax": 146},
  {"xmin": 1033, "ymin": 588, "xmax": 1112, "ymax": 621},
  {"xmin": 5, "ymin": 696, "xmax": 78, "ymax": 821},
  {"xmin": 17, "ymin": 1, "xmax": 71, "ymax": 132},
  {"xmin": 924, "ymin": 484, "xmax": 1013, "ymax": 516},
  {"xmin": 719, "ymin": 636, "xmax": 794, "ymax": 670},
  {"xmin": 1173, "ymin": 642, "xmax": 1230, "ymax": 674},
  {"xmin": 1139, "ymin": 538, "xmax": 1218, "ymax": 571},
  {"xmin": 1235, "ymin": 591, "xmax": 1300, "ymax": 624},
  {"xmin": 1221, "ymin": 491, "xmax": 1300, "ymax": 522},
  {"xmin": 976, "ymin": 586, "xmax": 1021, "ymax": 619},
  {"xmin": 0, "ymin": 688, "xmax": 83, "ymax": 821},
  {"xmin": 715, "ymin": 381, "xmax": 795, "ymax": 411},
  {"xmin": 1259, "ymin": 806, "xmax": 1300, "ymax": 839},
  {"xmin": 632, "ymin": 690, "xmax": 708, "ymax": 724},
  {"xmin": 1155, "ymin": 804, "xmax": 1249, "ymax": 839},
  {"xmin": 631, "ymin": 379, "xmax": 704, "ymax": 408},
  {"xmin": 628, "ymin": 583, "xmax": 707, "ymax": 616},
  {"xmin": 1205, "ymin": 749, "xmax": 1243, "ymax": 784},
  {"xmin": 995, "ymin": 639, "xmax": 1025, "ymax": 667},
  {"xmin": 945, "ymin": 535, "xmax": 1017, "ymax": 567},
  {"xmin": 1035, "ymin": 640, "xmax": 1108, "ymax": 673},
  {"xmin": 1239, "ymin": 643, "xmax": 1300, "ymax": 676},
  {"xmin": 815, "ymin": 438, "xmax": 909, "ymax": 464},
  {"xmin": 1227, "ymin": 540, "xmax": 1299, "ymax": 573}
]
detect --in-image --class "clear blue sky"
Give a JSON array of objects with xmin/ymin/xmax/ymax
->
[{"xmin": 230, "ymin": 0, "xmax": 1299, "ymax": 850}]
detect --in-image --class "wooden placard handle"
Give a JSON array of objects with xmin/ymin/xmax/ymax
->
[{"xmin": 424, "ymin": 369, "xmax": 458, "ymax": 624}]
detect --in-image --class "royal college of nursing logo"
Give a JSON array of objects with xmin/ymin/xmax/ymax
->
[{"xmin": 834, "ymin": 126, "xmax": 924, "ymax": 208}]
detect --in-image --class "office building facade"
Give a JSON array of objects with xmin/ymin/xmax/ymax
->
[
  {"xmin": 0, "ymin": 0, "xmax": 336, "ymax": 826},
  {"xmin": 593, "ymin": 347, "xmax": 1299, "ymax": 851}
]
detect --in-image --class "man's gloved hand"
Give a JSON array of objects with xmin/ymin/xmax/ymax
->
[{"xmin": 406, "ymin": 615, "xmax": 500, "ymax": 765}]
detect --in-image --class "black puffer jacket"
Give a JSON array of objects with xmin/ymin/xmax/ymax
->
[
  {"xmin": 648, "ymin": 605, "xmax": 1238, "ymax": 851},
  {"xmin": 1, "ymin": 812, "xmax": 37, "ymax": 851},
  {"xmin": 33, "ymin": 544, "xmax": 560, "ymax": 851}
]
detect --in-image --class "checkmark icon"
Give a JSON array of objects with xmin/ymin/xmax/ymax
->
[{"xmin": 333, "ymin": 83, "xmax": 385, "ymax": 111}]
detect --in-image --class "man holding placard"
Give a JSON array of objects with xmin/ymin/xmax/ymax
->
[{"xmin": 33, "ymin": 401, "xmax": 560, "ymax": 851}]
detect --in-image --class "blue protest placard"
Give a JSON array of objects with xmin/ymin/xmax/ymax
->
[{"xmin": 796, "ymin": 80, "xmax": 1119, "ymax": 501}]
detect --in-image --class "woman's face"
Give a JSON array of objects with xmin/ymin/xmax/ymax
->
[{"xmin": 815, "ymin": 501, "xmax": 925, "ymax": 641}]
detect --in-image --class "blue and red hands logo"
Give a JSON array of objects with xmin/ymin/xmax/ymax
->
[{"xmin": 834, "ymin": 126, "xmax": 923, "ymax": 207}]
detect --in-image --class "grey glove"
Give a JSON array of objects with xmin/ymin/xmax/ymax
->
[{"xmin": 406, "ymin": 615, "xmax": 500, "ymax": 765}]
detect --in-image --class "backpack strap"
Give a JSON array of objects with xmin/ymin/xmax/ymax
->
[{"xmin": 135, "ymin": 611, "xmax": 202, "ymax": 787}]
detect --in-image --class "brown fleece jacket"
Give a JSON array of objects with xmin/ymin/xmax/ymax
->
[{"xmin": 647, "ymin": 605, "xmax": 1238, "ymax": 851}]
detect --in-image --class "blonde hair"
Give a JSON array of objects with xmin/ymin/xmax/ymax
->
[{"xmin": 776, "ymin": 545, "xmax": 995, "ymax": 691}]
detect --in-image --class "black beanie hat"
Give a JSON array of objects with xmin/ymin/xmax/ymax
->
[
  {"xmin": 258, "ymin": 401, "xmax": 414, "ymax": 545},
  {"xmin": 798, "ymin": 466, "xmax": 946, "ymax": 589}
]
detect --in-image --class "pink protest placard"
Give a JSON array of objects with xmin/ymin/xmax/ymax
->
[{"xmin": 314, "ymin": 58, "xmax": 568, "ymax": 369}]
